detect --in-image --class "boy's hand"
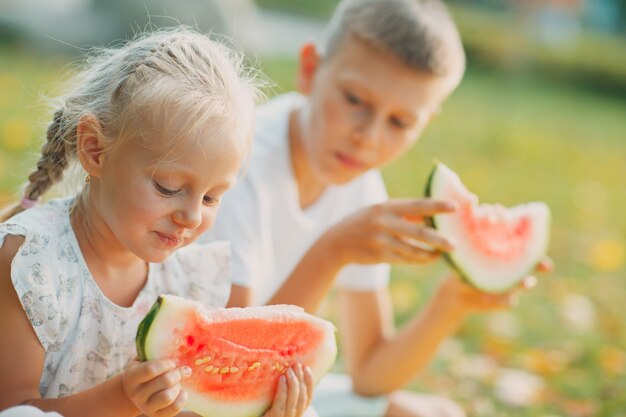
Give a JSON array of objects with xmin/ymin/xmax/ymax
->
[
  {"xmin": 435, "ymin": 258, "xmax": 553, "ymax": 317},
  {"xmin": 326, "ymin": 198, "xmax": 456, "ymax": 266},
  {"xmin": 263, "ymin": 364, "xmax": 314, "ymax": 417},
  {"xmin": 122, "ymin": 357, "xmax": 191, "ymax": 417}
]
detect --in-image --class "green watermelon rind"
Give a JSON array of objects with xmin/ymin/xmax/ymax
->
[
  {"xmin": 424, "ymin": 164, "xmax": 476, "ymax": 289},
  {"xmin": 136, "ymin": 295, "xmax": 164, "ymax": 361},
  {"xmin": 424, "ymin": 162, "xmax": 550, "ymax": 294}
]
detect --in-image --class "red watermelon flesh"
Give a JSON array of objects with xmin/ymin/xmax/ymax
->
[
  {"xmin": 136, "ymin": 295, "xmax": 337, "ymax": 417},
  {"xmin": 426, "ymin": 162, "xmax": 550, "ymax": 293}
]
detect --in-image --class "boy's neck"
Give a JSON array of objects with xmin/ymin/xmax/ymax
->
[{"xmin": 288, "ymin": 107, "xmax": 327, "ymax": 210}]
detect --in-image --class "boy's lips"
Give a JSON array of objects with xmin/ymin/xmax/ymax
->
[
  {"xmin": 155, "ymin": 231, "xmax": 184, "ymax": 248},
  {"xmin": 334, "ymin": 151, "xmax": 366, "ymax": 170}
]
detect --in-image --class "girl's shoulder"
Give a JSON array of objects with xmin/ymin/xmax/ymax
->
[{"xmin": 0, "ymin": 197, "xmax": 80, "ymax": 350}]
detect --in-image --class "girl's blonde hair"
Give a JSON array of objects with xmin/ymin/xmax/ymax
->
[{"xmin": 1, "ymin": 27, "xmax": 262, "ymax": 222}]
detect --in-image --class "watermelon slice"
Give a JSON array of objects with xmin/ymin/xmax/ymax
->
[
  {"xmin": 136, "ymin": 295, "xmax": 337, "ymax": 417},
  {"xmin": 425, "ymin": 162, "xmax": 550, "ymax": 293}
]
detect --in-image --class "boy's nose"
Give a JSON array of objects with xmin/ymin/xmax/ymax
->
[{"xmin": 353, "ymin": 113, "xmax": 386, "ymax": 147}]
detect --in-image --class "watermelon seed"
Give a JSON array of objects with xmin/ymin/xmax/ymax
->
[
  {"xmin": 220, "ymin": 367, "xmax": 230, "ymax": 374},
  {"xmin": 204, "ymin": 365, "xmax": 214, "ymax": 373},
  {"xmin": 211, "ymin": 367, "xmax": 220, "ymax": 374},
  {"xmin": 194, "ymin": 356, "xmax": 212, "ymax": 366},
  {"xmin": 230, "ymin": 367, "xmax": 239, "ymax": 373},
  {"xmin": 248, "ymin": 362, "xmax": 261, "ymax": 371}
]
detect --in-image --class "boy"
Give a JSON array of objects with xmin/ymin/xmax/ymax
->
[{"xmin": 203, "ymin": 0, "xmax": 545, "ymax": 416}]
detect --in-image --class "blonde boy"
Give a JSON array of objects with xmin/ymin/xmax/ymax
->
[{"xmin": 203, "ymin": 1, "xmax": 540, "ymax": 416}]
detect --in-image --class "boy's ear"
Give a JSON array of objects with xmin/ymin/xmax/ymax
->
[
  {"xmin": 297, "ymin": 42, "xmax": 320, "ymax": 95},
  {"xmin": 76, "ymin": 114, "xmax": 106, "ymax": 178}
]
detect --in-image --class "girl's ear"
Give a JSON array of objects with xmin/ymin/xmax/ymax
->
[
  {"xmin": 76, "ymin": 114, "xmax": 106, "ymax": 178},
  {"xmin": 297, "ymin": 42, "xmax": 320, "ymax": 95}
]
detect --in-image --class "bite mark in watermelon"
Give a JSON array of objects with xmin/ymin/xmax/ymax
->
[
  {"xmin": 136, "ymin": 295, "xmax": 337, "ymax": 417},
  {"xmin": 425, "ymin": 162, "xmax": 550, "ymax": 293}
]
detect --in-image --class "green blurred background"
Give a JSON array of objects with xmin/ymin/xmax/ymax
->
[{"xmin": 1, "ymin": 0, "xmax": 625, "ymax": 415}]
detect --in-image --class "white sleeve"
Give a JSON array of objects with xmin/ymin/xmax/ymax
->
[
  {"xmin": 200, "ymin": 175, "xmax": 266, "ymax": 289},
  {"xmin": 335, "ymin": 170, "xmax": 391, "ymax": 291}
]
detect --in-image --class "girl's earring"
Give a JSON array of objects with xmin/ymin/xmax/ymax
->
[{"xmin": 85, "ymin": 173, "xmax": 92, "ymax": 185}]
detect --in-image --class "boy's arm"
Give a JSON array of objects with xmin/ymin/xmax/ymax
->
[
  {"xmin": 337, "ymin": 285, "xmax": 465, "ymax": 396},
  {"xmin": 338, "ymin": 275, "xmax": 529, "ymax": 396},
  {"xmin": 264, "ymin": 232, "xmax": 345, "ymax": 312}
]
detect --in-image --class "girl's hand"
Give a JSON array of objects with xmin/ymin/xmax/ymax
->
[
  {"xmin": 325, "ymin": 198, "xmax": 456, "ymax": 266},
  {"xmin": 122, "ymin": 357, "xmax": 191, "ymax": 417},
  {"xmin": 435, "ymin": 257, "xmax": 554, "ymax": 317},
  {"xmin": 263, "ymin": 364, "xmax": 315, "ymax": 417}
]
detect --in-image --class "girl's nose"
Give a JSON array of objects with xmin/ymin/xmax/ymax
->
[{"xmin": 173, "ymin": 201, "xmax": 203, "ymax": 229}]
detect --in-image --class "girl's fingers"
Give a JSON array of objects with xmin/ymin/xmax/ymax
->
[
  {"xmin": 146, "ymin": 384, "xmax": 181, "ymax": 413},
  {"xmin": 152, "ymin": 389, "xmax": 188, "ymax": 417},
  {"xmin": 303, "ymin": 366, "xmax": 315, "ymax": 411},
  {"xmin": 268, "ymin": 375, "xmax": 287, "ymax": 417},
  {"xmin": 285, "ymin": 368, "xmax": 300, "ymax": 417},
  {"xmin": 136, "ymin": 366, "xmax": 191, "ymax": 405},
  {"xmin": 294, "ymin": 364, "xmax": 309, "ymax": 415},
  {"xmin": 129, "ymin": 359, "xmax": 177, "ymax": 385}
]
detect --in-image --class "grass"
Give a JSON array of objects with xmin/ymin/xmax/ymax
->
[{"xmin": 1, "ymin": 42, "xmax": 625, "ymax": 417}]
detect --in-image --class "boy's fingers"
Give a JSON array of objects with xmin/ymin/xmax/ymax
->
[
  {"xmin": 535, "ymin": 257, "xmax": 554, "ymax": 273},
  {"xmin": 383, "ymin": 218, "xmax": 454, "ymax": 252},
  {"xmin": 385, "ymin": 198, "xmax": 457, "ymax": 218}
]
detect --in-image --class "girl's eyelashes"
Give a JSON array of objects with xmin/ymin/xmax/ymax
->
[
  {"xmin": 153, "ymin": 180, "xmax": 180, "ymax": 196},
  {"xmin": 203, "ymin": 195, "xmax": 220, "ymax": 206},
  {"xmin": 154, "ymin": 179, "xmax": 220, "ymax": 206}
]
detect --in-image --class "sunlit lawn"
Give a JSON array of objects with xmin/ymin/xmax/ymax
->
[{"xmin": 1, "ymin": 47, "xmax": 625, "ymax": 416}]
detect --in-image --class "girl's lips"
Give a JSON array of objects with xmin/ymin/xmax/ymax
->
[
  {"xmin": 155, "ymin": 231, "xmax": 183, "ymax": 248},
  {"xmin": 334, "ymin": 152, "xmax": 365, "ymax": 170}
]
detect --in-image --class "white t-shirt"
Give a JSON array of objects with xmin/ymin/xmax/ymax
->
[
  {"xmin": 0, "ymin": 197, "xmax": 231, "ymax": 397},
  {"xmin": 203, "ymin": 93, "xmax": 390, "ymax": 305}
]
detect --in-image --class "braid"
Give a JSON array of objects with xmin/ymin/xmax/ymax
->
[{"xmin": 23, "ymin": 109, "xmax": 73, "ymax": 201}]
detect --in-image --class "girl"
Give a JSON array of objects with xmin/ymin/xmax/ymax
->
[{"xmin": 0, "ymin": 29, "xmax": 314, "ymax": 417}]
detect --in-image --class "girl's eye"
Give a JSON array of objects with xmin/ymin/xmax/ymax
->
[
  {"xmin": 154, "ymin": 181, "xmax": 179, "ymax": 196},
  {"xmin": 203, "ymin": 195, "xmax": 220, "ymax": 206}
]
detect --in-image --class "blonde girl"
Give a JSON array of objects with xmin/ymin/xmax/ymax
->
[{"xmin": 0, "ymin": 28, "xmax": 314, "ymax": 417}]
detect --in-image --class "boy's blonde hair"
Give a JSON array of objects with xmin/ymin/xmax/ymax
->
[
  {"xmin": 1, "ymin": 27, "xmax": 262, "ymax": 222},
  {"xmin": 321, "ymin": 0, "xmax": 465, "ymax": 79}
]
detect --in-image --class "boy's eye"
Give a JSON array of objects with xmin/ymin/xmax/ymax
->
[
  {"xmin": 390, "ymin": 117, "xmax": 407, "ymax": 129},
  {"xmin": 345, "ymin": 91, "xmax": 362, "ymax": 106},
  {"xmin": 153, "ymin": 181, "xmax": 179, "ymax": 196}
]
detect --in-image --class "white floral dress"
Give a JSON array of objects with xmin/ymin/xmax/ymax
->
[{"xmin": 0, "ymin": 197, "xmax": 231, "ymax": 397}]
